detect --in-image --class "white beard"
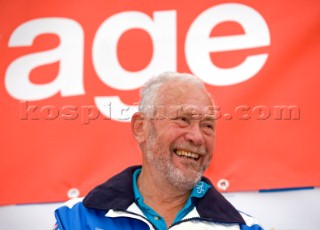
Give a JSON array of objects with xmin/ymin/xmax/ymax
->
[{"xmin": 145, "ymin": 123, "xmax": 207, "ymax": 191}]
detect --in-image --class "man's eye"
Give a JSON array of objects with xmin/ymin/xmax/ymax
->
[
  {"xmin": 180, "ymin": 116, "xmax": 188, "ymax": 122},
  {"xmin": 202, "ymin": 123, "xmax": 214, "ymax": 130},
  {"xmin": 176, "ymin": 116, "xmax": 189, "ymax": 123},
  {"xmin": 206, "ymin": 124, "xmax": 213, "ymax": 129}
]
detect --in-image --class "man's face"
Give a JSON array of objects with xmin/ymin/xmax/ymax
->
[{"xmin": 143, "ymin": 81, "xmax": 216, "ymax": 190}]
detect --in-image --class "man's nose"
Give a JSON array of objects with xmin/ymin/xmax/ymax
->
[{"xmin": 185, "ymin": 123, "xmax": 205, "ymax": 146}]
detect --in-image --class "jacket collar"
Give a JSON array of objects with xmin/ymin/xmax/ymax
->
[{"xmin": 83, "ymin": 165, "xmax": 245, "ymax": 224}]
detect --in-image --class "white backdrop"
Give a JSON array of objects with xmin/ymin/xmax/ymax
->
[{"xmin": 0, "ymin": 188, "xmax": 319, "ymax": 230}]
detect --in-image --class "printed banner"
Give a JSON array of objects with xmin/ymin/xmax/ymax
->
[{"xmin": 0, "ymin": 0, "xmax": 319, "ymax": 205}]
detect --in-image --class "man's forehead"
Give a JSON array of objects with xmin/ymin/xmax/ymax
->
[
  {"xmin": 157, "ymin": 79, "xmax": 209, "ymax": 101},
  {"xmin": 153, "ymin": 105, "xmax": 216, "ymax": 118}
]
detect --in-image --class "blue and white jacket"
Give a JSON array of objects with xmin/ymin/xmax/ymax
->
[{"xmin": 55, "ymin": 166, "xmax": 263, "ymax": 230}]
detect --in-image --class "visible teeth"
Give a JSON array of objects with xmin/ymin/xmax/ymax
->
[{"xmin": 176, "ymin": 150, "xmax": 199, "ymax": 159}]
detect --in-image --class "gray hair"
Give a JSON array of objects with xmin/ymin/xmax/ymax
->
[{"xmin": 138, "ymin": 71, "xmax": 206, "ymax": 114}]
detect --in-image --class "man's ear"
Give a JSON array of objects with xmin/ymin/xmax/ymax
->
[{"xmin": 131, "ymin": 112, "xmax": 146, "ymax": 144}]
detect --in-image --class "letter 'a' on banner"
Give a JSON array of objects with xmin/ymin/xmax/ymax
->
[{"xmin": 0, "ymin": 0, "xmax": 319, "ymax": 205}]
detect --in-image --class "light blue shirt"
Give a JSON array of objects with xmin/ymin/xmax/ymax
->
[{"xmin": 133, "ymin": 168, "xmax": 211, "ymax": 230}]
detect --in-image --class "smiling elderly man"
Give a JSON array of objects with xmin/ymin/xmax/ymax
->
[{"xmin": 54, "ymin": 71, "xmax": 263, "ymax": 230}]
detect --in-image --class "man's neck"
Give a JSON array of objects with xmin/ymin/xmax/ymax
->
[{"xmin": 137, "ymin": 166, "xmax": 191, "ymax": 227}]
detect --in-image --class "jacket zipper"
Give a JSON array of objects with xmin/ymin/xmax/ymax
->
[
  {"xmin": 169, "ymin": 217, "xmax": 242, "ymax": 229},
  {"xmin": 110, "ymin": 209, "xmax": 159, "ymax": 230}
]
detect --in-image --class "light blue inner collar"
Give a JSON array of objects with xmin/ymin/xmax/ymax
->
[{"xmin": 133, "ymin": 168, "xmax": 210, "ymax": 230}]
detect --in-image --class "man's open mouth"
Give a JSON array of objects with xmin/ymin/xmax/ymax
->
[{"xmin": 174, "ymin": 149, "xmax": 200, "ymax": 160}]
